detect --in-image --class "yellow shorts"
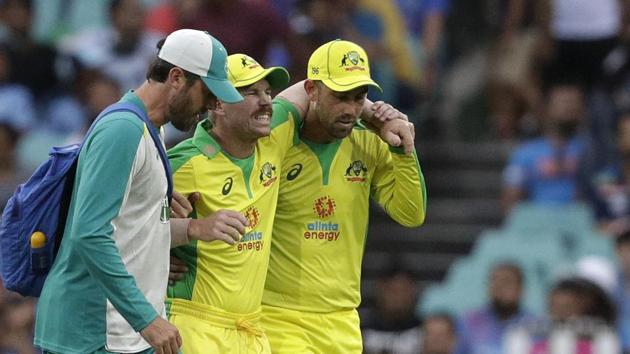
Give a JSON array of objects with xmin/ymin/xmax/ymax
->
[
  {"xmin": 261, "ymin": 304, "xmax": 362, "ymax": 354},
  {"xmin": 167, "ymin": 299, "xmax": 271, "ymax": 354}
]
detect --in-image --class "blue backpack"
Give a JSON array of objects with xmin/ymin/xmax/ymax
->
[{"xmin": 0, "ymin": 102, "xmax": 173, "ymax": 297}]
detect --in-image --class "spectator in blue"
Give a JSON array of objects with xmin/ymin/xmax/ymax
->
[
  {"xmin": 457, "ymin": 262, "xmax": 535, "ymax": 354},
  {"xmin": 502, "ymin": 81, "xmax": 587, "ymax": 213}
]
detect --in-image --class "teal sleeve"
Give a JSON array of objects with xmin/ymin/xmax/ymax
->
[
  {"xmin": 371, "ymin": 142, "xmax": 427, "ymax": 227},
  {"xmin": 71, "ymin": 117, "xmax": 158, "ymax": 332}
]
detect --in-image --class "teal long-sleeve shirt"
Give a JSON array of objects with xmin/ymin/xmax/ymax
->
[{"xmin": 35, "ymin": 93, "xmax": 170, "ymax": 354}]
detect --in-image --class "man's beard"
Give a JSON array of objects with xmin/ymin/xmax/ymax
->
[
  {"xmin": 167, "ymin": 89, "xmax": 198, "ymax": 132},
  {"xmin": 320, "ymin": 110, "xmax": 355, "ymax": 140}
]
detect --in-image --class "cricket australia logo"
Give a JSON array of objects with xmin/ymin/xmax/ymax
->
[
  {"xmin": 259, "ymin": 162, "xmax": 277, "ymax": 187},
  {"xmin": 313, "ymin": 196, "xmax": 336, "ymax": 219},
  {"xmin": 244, "ymin": 205, "xmax": 261, "ymax": 229},
  {"xmin": 340, "ymin": 51, "xmax": 366, "ymax": 72},
  {"xmin": 240, "ymin": 55, "xmax": 261, "ymax": 69},
  {"xmin": 344, "ymin": 160, "xmax": 368, "ymax": 182}
]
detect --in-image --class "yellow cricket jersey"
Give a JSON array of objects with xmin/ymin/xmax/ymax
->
[
  {"xmin": 167, "ymin": 101, "xmax": 300, "ymax": 315},
  {"xmin": 262, "ymin": 117, "xmax": 427, "ymax": 313}
]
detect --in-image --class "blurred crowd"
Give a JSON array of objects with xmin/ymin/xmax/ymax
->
[
  {"xmin": 0, "ymin": 0, "xmax": 448, "ymax": 352},
  {"xmin": 363, "ymin": 0, "xmax": 630, "ymax": 351},
  {"xmin": 4, "ymin": 0, "xmax": 630, "ymax": 353},
  {"xmin": 0, "ymin": 0, "xmax": 451, "ymax": 212},
  {"xmin": 367, "ymin": 253, "xmax": 626, "ymax": 354}
]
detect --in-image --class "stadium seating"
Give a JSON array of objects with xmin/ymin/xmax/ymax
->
[{"xmin": 419, "ymin": 202, "xmax": 615, "ymax": 317}]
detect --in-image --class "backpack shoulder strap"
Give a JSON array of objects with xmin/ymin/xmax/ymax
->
[{"xmin": 84, "ymin": 102, "xmax": 173, "ymax": 201}]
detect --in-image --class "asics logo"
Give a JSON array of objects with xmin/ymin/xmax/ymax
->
[{"xmin": 287, "ymin": 163, "xmax": 302, "ymax": 181}]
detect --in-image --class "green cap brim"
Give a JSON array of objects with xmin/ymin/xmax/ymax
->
[
  {"xmin": 262, "ymin": 67, "xmax": 290, "ymax": 90},
  {"xmin": 202, "ymin": 77, "xmax": 244, "ymax": 103},
  {"xmin": 321, "ymin": 76, "xmax": 382, "ymax": 93},
  {"xmin": 233, "ymin": 67, "xmax": 290, "ymax": 90}
]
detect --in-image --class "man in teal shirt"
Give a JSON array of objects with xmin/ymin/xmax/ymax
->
[{"xmin": 34, "ymin": 29, "xmax": 244, "ymax": 354}]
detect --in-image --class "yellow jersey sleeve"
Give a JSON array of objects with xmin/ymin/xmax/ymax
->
[{"xmin": 371, "ymin": 146, "xmax": 427, "ymax": 227}]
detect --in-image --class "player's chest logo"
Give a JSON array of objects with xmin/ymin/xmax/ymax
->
[
  {"xmin": 344, "ymin": 160, "xmax": 368, "ymax": 182},
  {"xmin": 238, "ymin": 205, "xmax": 265, "ymax": 252},
  {"xmin": 259, "ymin": 162, "xmax": 278, "ymax": 187},
  {"xmin": 313, "ymin": 195, "xmax": 336, "ymax": 218},
  {"xmin": 244, "ymin": 205, "xmax": 261, "ymax": 229}
]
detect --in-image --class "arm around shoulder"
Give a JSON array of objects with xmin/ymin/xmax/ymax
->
[{"xmin": 276, "ymin": 80, "xmax": 309, "ymax": 118}]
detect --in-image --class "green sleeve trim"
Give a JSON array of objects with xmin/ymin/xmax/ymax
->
[
  {"xmin": 389, "ymin": 145, "xmax": 407, "ymax": 154},
  {"xmin": 272, "ymin": 97, "xmax": 303, "ymax": 127},
  {"xmin": 273, "ymin": 98, "xmax": 302, "ymax": 147},
  {"xmin": 414, "ymin": 150, "xmax": 428, "ymax": 212},
  {"xmin": 168, "ymin": 240, "xmax": 199, "ymax": 301},
  {"xmin": 168, "ymin": 138, "xmax": 199, "ymax": 173},
  {"xmin": 72, "ymin": 116, "xmax": 158, "ymax": 331}
]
